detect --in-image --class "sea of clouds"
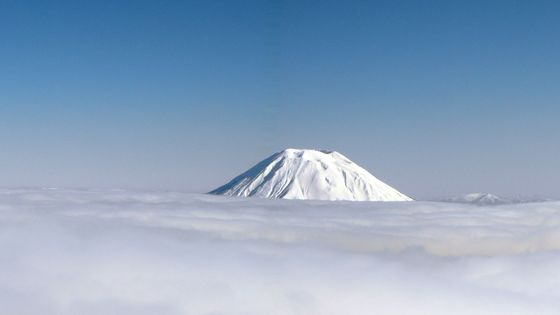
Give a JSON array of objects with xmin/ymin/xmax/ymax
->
[{"xmin": 1, "ymin": 188, "xmax": 559, "ymax": 315}]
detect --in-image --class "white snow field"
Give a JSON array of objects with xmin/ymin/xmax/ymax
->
[
  {"xmin": 210, "ymin": 148, "xmax": 412, "ymax": 201},
  {"xmin": 1, "ymin": 188, "xmax": 560, "ymax": 315},
  {"xmin": 448, "ymin": 192, "xmax": 511, "ymax": 205}
]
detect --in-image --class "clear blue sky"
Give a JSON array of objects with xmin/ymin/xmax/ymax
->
[{"xmin": 1, "ymin": 0, "xmax": 559, "ymax": 199}]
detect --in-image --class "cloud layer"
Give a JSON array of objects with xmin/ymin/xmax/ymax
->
[{"xmin": 0, "ymin": 188, "xmax": 559, "ymax": 314}]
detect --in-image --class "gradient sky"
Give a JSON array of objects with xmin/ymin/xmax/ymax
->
[{"xmin": 1, "ymin": 0, "xmax": 559, "ymax": 199}]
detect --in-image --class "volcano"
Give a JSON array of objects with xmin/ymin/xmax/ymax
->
[{"xmin": 210, "ymin": 149, "xmax": 412, "ymax": 201}]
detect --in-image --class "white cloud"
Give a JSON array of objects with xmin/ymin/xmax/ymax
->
[{"xmin": 0, "ymin": 188, "xmax": 559, "ymax": 314}]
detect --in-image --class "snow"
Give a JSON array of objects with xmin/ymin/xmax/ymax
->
[
  {"xmin": 1, "ymin": 188, "xmax": 560, "ymax": 314},
  {"xmin": 210, "ymin": 148, "xmax": 412, "ymax": 201},
  {"xmin": 448, "ymin": 193, "xmax": 511, "ymax": 205},
  {"xmin": 446, "ymin": 193, "xmax": 552, "ymax": 205}
]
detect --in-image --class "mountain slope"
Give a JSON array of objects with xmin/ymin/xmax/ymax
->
[
  {"xmin": 210, "ymin": 148, "xmax": 412, "ymax": 201},
  {"xmin": 448, "ymin": 193, "xmax": 510, "ymax": 205}
]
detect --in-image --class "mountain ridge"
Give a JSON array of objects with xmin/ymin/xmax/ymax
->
[{"xmin": 210, "ymin": 148, "xmax": 412, "ymax": 201}]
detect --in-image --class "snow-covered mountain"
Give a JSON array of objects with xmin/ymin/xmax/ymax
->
[
  {"xmin": 210, "ymin": 148, "xmax": 412, "ymax": 201},
  {"xmin": 445, "ymin": 193, "xmax": 554, "ymax": 205},
  {"xmin": 448, "ymin": 193, "xmax": 510, "ymax": 205}
]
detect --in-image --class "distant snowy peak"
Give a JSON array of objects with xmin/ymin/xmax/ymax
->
[
  {"xmin": 210, "ymin": 148, "xmax": 412, "ymax": 202},
  {"xmin": 449, "ymin": 193, "xmax": 510, "ymax": 205}
]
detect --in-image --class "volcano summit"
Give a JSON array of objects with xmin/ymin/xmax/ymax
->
[{"xmin": 210, "ymin": 149, "xmax": 412, "ymax": 201}]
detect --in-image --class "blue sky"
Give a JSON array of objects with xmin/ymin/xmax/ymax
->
[{"xmin": 1, "ymin": 0, "xmax": 559, "ymax": 199}]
